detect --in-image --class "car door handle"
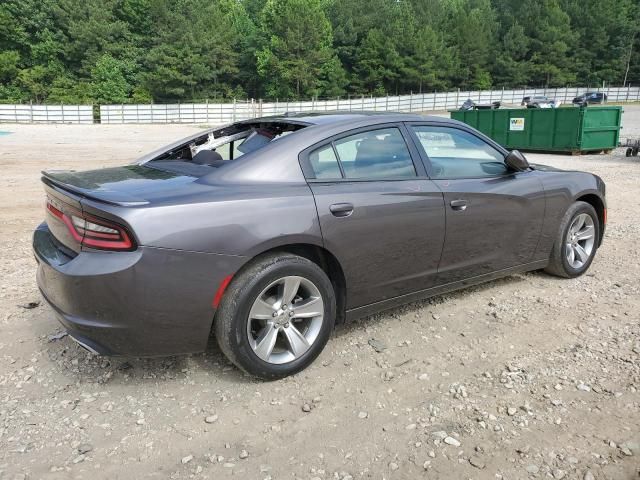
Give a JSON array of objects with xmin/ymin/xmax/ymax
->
[
  {"xmin": 450, "ymin": 199, "xmax": 468, "ymax": 211},
  {"xmin": 329, "ymin": 203, "xmax": 354, "ymax": 217}
]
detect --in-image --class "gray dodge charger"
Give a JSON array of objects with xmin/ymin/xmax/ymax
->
[{"xmin": 33, "ymin": 112, "xmax": 606, "ymax": 379}]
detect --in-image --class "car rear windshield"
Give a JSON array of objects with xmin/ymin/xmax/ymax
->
[{"xmin": 148, "ymin": 121, "xmax": 307, "ymax": 174}]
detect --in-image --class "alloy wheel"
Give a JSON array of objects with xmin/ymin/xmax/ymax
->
[
  {"xmin": 247, "ymin": 276, "xmax": 324, "ymax": 364},
  {"xmin": 565, "ymin": 213, "xmax": 595, "ymax": 269}
]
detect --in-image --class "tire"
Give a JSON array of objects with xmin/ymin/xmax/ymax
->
[
  {"xmin": 625, "ymin": 148, "xmax": 632, "ymax": 157},
  {"xmin": 214, "ymin": 252, "xmax": 336, "ymax": 380},
  {"xmin": 544, "ymin": 201, "xmax": 600, "ymax": 278}
]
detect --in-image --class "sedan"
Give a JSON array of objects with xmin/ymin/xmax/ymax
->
[
  {"xmin": 34, "ymin": 113, "xmax": 606, "ymax": 379},
  {"xmin": 572, "ymin": 92, "xmax": 607, "ymax": 105}
]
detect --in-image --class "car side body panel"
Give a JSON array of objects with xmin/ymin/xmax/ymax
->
[
  {"xmin": 311, "ymin": 180, "xmax": 445, "ymax": 309},
  {"xmin": 402, "ymin": 120, "xmax": 547, "ymax": 283},
  {"xmin": 433, "ymin": 173, "xmax": 546, "ymax": 283},
  {"xmin": 80, "ymin": 182, "xmax": 323, "ymax": 257},
  {"xmin": 531, "ymin": 168, "xmax": 606, "ymax": 261},
  {"xmin": 345, "ymin": 259, "xmax": 549, "ymax": 321}
]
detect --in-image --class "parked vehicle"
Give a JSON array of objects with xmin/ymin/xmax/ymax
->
[
  {"xmin": 623, "ymin": 138, "xmax": 640, "ymax": 157},
  {"xmin": 573, "ymin": 92, "xmax": 607, "ymax": 105},
  {"xmin": 34, "ymin": 112, "xmax": 607, "ymax": 379},
  {"xmin": 521, "ymin": 96, "xmax": 557, "ymax": 108},
  {"xmin": 459, "ymin": 99, "xmax": 501, "ymax": 110}
]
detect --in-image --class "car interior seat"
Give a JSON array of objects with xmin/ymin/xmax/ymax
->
[
  {"xmin": 192, "ymin": 149, "xmax": 225, "ymax": 167},
  {"xmin": 354, "ymin": 137, "xmax": 385, "ymax": 167}
]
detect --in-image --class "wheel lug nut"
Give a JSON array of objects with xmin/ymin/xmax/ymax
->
[
  {"xmin": 284, "ymin": 323, "xmax": 289, "ymax": 328},
  {"xmin": 272, "ymin": 312, "xmax": 278, "ymax": 317},
  {"xmin": 289, "ymin": 311, "xmax": 294, "ymax": 316}
]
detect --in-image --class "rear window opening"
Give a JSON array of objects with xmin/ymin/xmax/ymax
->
[{"xmin": 149, "ymin": 121, "xmax": 307, "ymax": 173}]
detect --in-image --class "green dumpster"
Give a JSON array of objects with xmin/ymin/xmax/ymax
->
[{"xmin": 450, "ymin": 106, "xmax": 622, "ymax": 153}]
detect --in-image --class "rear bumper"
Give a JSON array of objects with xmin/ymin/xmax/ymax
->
[{"xmin": 34, "ymin": 223, "xmax": 246, "ymax": 356}]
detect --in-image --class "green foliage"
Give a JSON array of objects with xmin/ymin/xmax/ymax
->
[
  {"xmin": 142, "ymin": 0, "xmax": 240, "ymax": 101},
  {"xmin": 90, "ymin": 55, "xmax": 132, "ymax": 104},
  {"xmin": 0, "ymin": 0, "xmax": 638, "ymax": 103},
  {"xmin": 257, "ymin": 0, "xmax": 342, "ymax": 99},
  {"xmin": 0, "ymin": 51, "xmax": 20, "ymax": 83}
]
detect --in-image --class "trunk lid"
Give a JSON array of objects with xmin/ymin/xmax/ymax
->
[
  {"xmin": 42, "ymin": 164, "xmax": 197, "ymax": 206},
  {"xmin": 42, "ymin": 164, "xmax": 198, "ymax": 252}
]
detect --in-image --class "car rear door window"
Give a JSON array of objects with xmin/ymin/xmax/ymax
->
[
  {"xmin": 309, "ymin": 144, "xmax": 342, "ymax": 179},
  {"xmin": 411, "ymin": 126, "xmax": 507, "ymax": 179},
  {"xmin": 334, "ymin": 128, "xmax": 416, "ymax": 179}
]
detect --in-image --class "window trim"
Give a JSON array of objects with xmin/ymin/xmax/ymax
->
[
  {"xmin": 299, "ymin": 122, "xmax": 427, "ymax": 182},
  {"xmin": 404, "ymin": 121, "xmax": 519, "ymax": 181}
]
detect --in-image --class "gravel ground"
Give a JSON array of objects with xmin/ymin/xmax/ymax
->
[{"xmin": 0, "ymin": 109, "xmax": 639, "ymax": 480}]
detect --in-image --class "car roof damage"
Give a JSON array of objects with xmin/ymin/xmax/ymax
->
[{"xmin": 137, "ymin": 112, "xmax": 460, "ymax": 181}]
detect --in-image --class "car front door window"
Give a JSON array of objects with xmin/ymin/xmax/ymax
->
[{"xmin": 411, "ymin": 126, "xmax": 508, "ymax": 179}]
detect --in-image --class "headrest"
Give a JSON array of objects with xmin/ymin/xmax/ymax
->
[{"xmin": 192, "ymin": 149, "xmax": 223, "ymax": 165}]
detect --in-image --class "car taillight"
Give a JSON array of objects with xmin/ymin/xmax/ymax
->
[{"xmin": 46, "ymin": 199, "xmax": 135, "ymax": 251}]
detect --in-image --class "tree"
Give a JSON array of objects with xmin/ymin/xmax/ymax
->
[
  {"xmin": 90, "ymin": 55, "xmax": 131, "ymax": 104},
  {"xmin": 0, "ymin": 51, "xmax": 20, "ymax": 83},
  {"xmin": 401, "ymin": 26, "xmax": 457, "ymax": 92},
  {"xmin": 494, "ymin": 0, "xmax": 577, "ymax": 87},
  {"xmin": 142, "ymin": 0, "xmax": 239, "ymax": 101},
  {"xmin": 562, "ymin": 0, "xmax": 638, "ymax": 85},
  {"xmin": 450, "ymin": 0, "xmax": 497, "ymax": 88},
  {"xmin": 493, "ymin": 23, "xmax": 530, "ymax": 87},
  {"xmin": 353, "ymin": 29, "xmax": 401, "ymax": 95},
  {"xmin": 18, "ymin": 65, "xmax": 54, "ymax": 103},
  {"xmin": 0, "ymin": 0, "xmax": 639, "ymax": 103},
  {"xmin": 257, "ymin": 0, "xmax": 343, "ymax": 98}
]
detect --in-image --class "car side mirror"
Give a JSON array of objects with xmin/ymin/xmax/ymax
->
[{"xmin": 505, "ymin": 150, "xmax": 530, "ymax": 172}]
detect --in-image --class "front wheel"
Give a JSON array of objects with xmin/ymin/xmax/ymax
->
[
  {"xmin": 214, "ymin": 253, "xmax": 336, "ymax": 379},
  {"xmin": 545, "ymin": 201, "xmax": 600, "ymax": 278}
]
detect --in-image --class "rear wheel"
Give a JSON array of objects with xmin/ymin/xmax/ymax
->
[
  {"xmin": 214, "ymin": 253, "xmax": 336, "ymax": 379},
  {"xmin": 545, "ymin": 201, "xmax": 600, "ymax": 278}
]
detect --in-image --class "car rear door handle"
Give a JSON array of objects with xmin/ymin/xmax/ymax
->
[
  {"xmin": 450, "ymin": 199, "xmax": 468, "ymax": 211},
  {"xmin": 329, "ymin": 203, "xmax": 354, "ymax": 217}
]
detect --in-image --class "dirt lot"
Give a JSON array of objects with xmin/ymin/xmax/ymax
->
[{"xmin": 0, "ymin": 109, "xmax": 639, "ymax": 480}]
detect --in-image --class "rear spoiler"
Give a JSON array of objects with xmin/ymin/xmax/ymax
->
[{"xmin": 42, "ymin": 171, "xmax": 149, "ymax": 207}]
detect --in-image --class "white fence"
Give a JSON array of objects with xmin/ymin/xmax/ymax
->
[
  {"xmin": 100, "ymin": 86, "xmax": 640, "ymax": 124},
  {"xmin": 0, "ymin": 104, "xmax": 93, "ymax": 124},
  {"xmin": 1, "ymin": 86, "xmax": 639, "ymax": 124},
  {"xmin": 99, "ymin": 102, "xmax": 261, "ymax": 124}
]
